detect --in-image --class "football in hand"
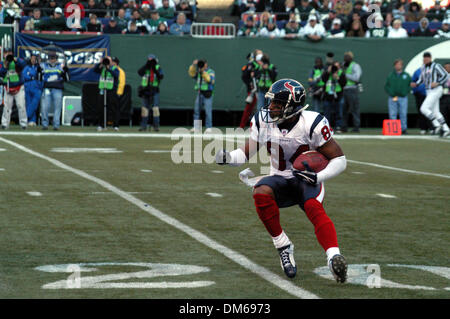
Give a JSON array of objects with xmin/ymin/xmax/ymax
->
[{"xmin": 293, "ymin": 151, "xmax": 329, "ymax": 173}]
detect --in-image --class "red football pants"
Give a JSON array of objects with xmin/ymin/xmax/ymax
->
[
  {"xmin": 253, "ymin": 194, "xmax": 338, "ymax": 251},
  {"xmin": 253, "ymin": 193, "xmax": 282, "ymax": 237},
  {"xmin": 304, "ymin": 199, "xmax": 338, "ymax": 251}
]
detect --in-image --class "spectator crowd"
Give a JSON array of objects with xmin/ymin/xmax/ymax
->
[
  {"xmin": 1, "ymin": 0, "xmax": 449, "ymax": 38},
  {"xmin": 235, "ymin": 0, "xmax": 450, "ymax": 39},
  {"xmin": 0, "ymin": 0, "xmax": 197, "ymax": 35}
]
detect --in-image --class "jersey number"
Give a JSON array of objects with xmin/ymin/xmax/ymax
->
[
  {"xmin": 266, "ymin": 142, "xmax": 309, "ymax": 171},
  {"xmin": 321, "ymin": 126, "xmax": 332, "ymax": 141}
]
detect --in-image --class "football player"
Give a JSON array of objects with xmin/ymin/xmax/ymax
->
[{"xmin": 216, "ymin": 79, "xmax": 348, "ymax": 282}]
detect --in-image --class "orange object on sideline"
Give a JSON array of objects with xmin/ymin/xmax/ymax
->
[{"xmin": 382, "ymin": 119, "xmax": 402, "ymax": 135}]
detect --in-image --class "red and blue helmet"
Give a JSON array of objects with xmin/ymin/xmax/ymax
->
[{"xmin": 263, "ymin": 78, "xmax": 307, "ymax": 124}]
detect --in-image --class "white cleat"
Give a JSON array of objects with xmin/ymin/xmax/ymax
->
[{"xmin": 433, "ymin": 126, "xmax": 443, "ymax": 136}]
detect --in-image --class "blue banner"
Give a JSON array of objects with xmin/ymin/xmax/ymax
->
[{"xmin": 15, "ymin": 33, "xmax": 110, "ymax": 82}]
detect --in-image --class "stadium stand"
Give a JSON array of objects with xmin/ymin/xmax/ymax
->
[{"xmin": 10, "ymin": 1, "xmax": 449, "ymax": 37}]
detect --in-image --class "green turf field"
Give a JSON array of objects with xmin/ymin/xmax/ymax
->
[{"xmin": 0, "ymin": 127, "xmax": 449, "ymax": 299}]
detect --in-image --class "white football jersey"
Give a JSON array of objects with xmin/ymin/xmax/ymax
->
[{"xmin": 249, "ymin": 110, "xmax": 333, "ymax": 178}]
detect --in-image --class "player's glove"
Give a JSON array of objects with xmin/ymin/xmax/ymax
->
[
  {"xmin": 292, "ymin": 161, "xmax": 318, "ymax": 185},
  {"xmin": 215, "ymin": 149, "xmax": 231, "ymax": 165}
]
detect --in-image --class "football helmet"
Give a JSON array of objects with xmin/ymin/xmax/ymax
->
[{"xmin": 262, "ymin": 79, "xmax": 308, "ymax": 124}]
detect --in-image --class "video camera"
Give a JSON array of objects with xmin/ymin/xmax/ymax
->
[
  {"xmin": 146, "ymin": 58, "xmax": 157, "ymax": 69},
  {"xmin": 102, "ymin": 57, "xmax": 110, "ymax": 66},
  {"xmin": 197, "ymin": 60, "xmax": 205, "ymax": 69},
  {"xmin": 5, "ymin": 53, "xmax": 14, "ymax": 63},
  {"xmin": 331, "ymin": 65, "xmax": 338, "ymax": 74}
]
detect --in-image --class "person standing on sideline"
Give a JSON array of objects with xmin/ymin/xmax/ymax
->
[
  {"xmin": 411, "ymin": 67, "xmax": 431, "ymax": 134},
  {"xmin": 0, "ymin": 48, "xmax": 28, "ymax": 130},
  {"xmin": 188, "ymin": 59, "xmax": 215, "ymax": 133},
  {"xmin": 239, "ymin": 49, "xmax": 262, "ymax": 129},
  {"xmin": 322, "ymin": 61, "xmax": 346, "ymax": 132},
  {"xmin": 255, "ymin": 53, "xmax": 277, "ymax": 113},
  {"xmin": 342, "ymin": 51, "xmax": 362, "ymax": 132},
  {"xmin": 308, "ymin": 57, "xmax": 325, "ymax": 113},
  {"xmin": 40, "ymin": 51, "xmax": 69, "ymax": 131},
  {"xmin": 440, "ymin": 62, "xmax": 450, "ymax": 125},
  {"xmin": 138, "ymin": 54, "xmax": 163, "ymax": 132},
  {"xmin": 94, "ymin": 56, "xmax": 120, "ymax": 131},
  {"xmin": 411, "ymin": 52, "xmax": 450, "ymax": 137},
  {"xmin": 23, "ymin": 53, "xmax": 43, "ymax": 127},
  {"xmin": 112, "ymin": 57, "xmax": 125, "ymax": 98},
  {"xmin": 384, "ymin": 59, "xmax": 411, "ymax": 134},
  {"xmin": 111, "ymin": 56, "xmax": 126, "ymax": 124}
]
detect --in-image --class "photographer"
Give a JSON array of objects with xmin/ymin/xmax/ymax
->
[
  {"xmin": 94, "ymin": 55, "xmax": 120, "ymax": 131},
  {"xmin": 23, "ymin": 53, "xmax": 43, "ymax": 127},
  {"xmin": 138, "ymin": 54, "xmax": 164, "ymax": 132},
  {"xmin": 254, "ymin": 53, "xmax": 277, "ymax": 112},
  {"xmin": 40, "ymin": 51, "xmax": 69, "ymax": 131},
  {"xmin": 307, "ymin": 57, "xmax": 325, "ymax": 113},
  {"xmin": 321, "ymin": 61, "xmax": 346, "ymax": 133},
  {"xmin": 239, "ymin": 49, "xmax": 261, "ymax": 128},
  {"xmin": 188, "ymin": 59, "xmax": 215, "ymax": 133},
  {"xmin": 0, "ymin": 48, "xmax": 28, "ymax": 130}
]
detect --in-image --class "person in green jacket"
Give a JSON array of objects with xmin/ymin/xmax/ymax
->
[
  {"xmin": 188, "ymin": 59, "xmax": 215, "ymax": 133},
  {"xmin": 157, "ymin": 0, "xmax": 175, "ymax": 19},
  {"xmin": 254, "ymin": 53, "xmax": 277, "ymax": 112},
  {"xmin": 138, "ymin": 54, "xmax": 164, "ymax": 132},
  {"xmin": 384, "ymin": 59, "xmax": 411, "ymax": 134}
]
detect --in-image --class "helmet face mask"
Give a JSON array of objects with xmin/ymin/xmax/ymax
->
[{"xmin": 262, "ymin": 79, "xmax": 308, "ymax": 124}]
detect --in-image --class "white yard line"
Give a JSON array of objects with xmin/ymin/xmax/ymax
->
[
  {"xmin": 206, "ymin": 193, "xmax": 223, "ymax": 198},
  {"xmin": 347, "ymin": 160, "xmax": 450, "ymax": 179},
  {"xmin": 376, "ymin": 193, "xmax": 397, "ymax": 199},
  {"xmin": 0, "ymin": 136, "xmax": 319, "ymax": 299},
  {"xmin": 50, "ymin": 148, "xmax": 122, "ymax": 153},
  {"xmin": 91, "ymin": 192, "xmax": 152, "ymax": 195},
  {"xmin": 27, "ymin": 191, "xmax": 42, "ymax": 197},
  {"xmin": 143, "ymin": 150, "xmax": 174, "ymax": 153}
]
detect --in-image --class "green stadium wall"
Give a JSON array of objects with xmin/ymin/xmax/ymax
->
[{"xmin": 29, "ymin": 34, "xmax": 450, "ymax": 113}]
